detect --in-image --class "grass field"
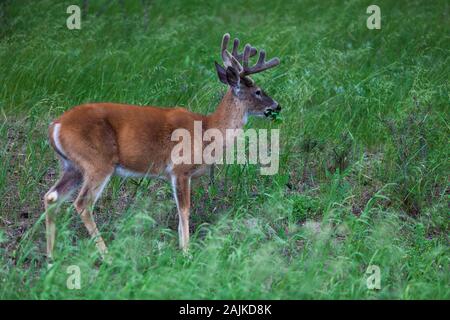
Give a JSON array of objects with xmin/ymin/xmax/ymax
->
[{"xmin": 0, "ymin": 0, "xmax": 448, "ymax": 299}]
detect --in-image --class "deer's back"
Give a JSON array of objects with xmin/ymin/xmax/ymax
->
[{"xmin": 50, "ymin": 103, "xmax": 204, "ymax": 176}]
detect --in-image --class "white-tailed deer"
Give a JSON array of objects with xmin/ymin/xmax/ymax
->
[{"xmin": 44, "ymin": 33, "xmax": 281, "ymax": 260}]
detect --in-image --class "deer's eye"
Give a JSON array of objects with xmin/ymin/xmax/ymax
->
[{"xmin": 255, "ymin": 89, "xmax": 261, "ymax": 96}]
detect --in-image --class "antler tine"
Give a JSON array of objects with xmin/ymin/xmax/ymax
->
[
  {"xmin": 232, "ymin": 38, "xmax": 257, "ymax": 63},
  {"xmin": 221, "ymin": 33, "xmax": 230, "ymax": 54},
  {"xmin": 232, "ymin": 38, "xmax": 240, "ymax": 59},
  {"xmin": 242, "ymin": 48, "xmax": 280, "ymax": 76},
  {"xmin": 257, "ymin": 50, "xmax": 266, "ymax": 65},
  {"xmin": 221, "ymin": 33, "xmax": 231, "ymax": 64},
  {"xmin": 242, "ymin": 44, "xmax": 252, "ymax": 68}
]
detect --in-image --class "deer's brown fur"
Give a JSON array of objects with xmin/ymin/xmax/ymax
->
[{"xmin": 44, "ymin": 33, "xmax": 281, "ymax": 260}]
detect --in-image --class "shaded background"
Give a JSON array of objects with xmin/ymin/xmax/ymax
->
[{"xmin": 0, "ymin": 0, "xmax": 448, "ymax": 299}]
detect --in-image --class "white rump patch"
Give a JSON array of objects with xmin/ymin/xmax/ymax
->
[{"xmin": 53, "ymin": 123, "xmax": 65, "ymax": 157}]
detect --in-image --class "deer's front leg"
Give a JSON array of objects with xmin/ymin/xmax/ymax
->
[{"xmin": 171, "ymin": 174, "xmax": 191, "ymax": 252}]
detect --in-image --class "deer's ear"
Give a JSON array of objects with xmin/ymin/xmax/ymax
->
[
  {"xmin": 215, "ymin": 61, "xmax": 228, "ymax": 85},
  {"xmin": 225, "ymin": 66, "xmax": 240, "ymax": 88}
]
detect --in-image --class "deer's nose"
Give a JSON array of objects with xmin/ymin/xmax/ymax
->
[{"xmin": 275, "ymin": 104, "xmax": 281, "ymax": 112}]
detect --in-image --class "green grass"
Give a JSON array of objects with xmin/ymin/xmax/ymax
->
[{"xmin": 0, "ymin": 0, "xmax": 448, "ymax": 299}]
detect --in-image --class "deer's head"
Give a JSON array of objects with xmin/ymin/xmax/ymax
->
[{"xmin": 214, "ymin": 33, "xmax": 281, "ymax": 119}]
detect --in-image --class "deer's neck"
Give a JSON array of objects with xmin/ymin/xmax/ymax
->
[{"xmin": 207, "ymin": 89, "xmax": 247, "ymax": 133}]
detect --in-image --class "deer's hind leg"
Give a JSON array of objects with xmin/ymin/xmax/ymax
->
[
  {"xmin": 73, "ymin": 166, "xmax": 113, "ymax": 259},
  {"xmin": 53, "ymin": 118, "xmax": 118, "ymax": 260},
  {"xmin": 44, "ymin": 161, "xmax": 83, "ymax": 260}
]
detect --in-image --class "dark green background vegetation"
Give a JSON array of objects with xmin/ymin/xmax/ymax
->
[{"xmin": 0, "ymin": 0, "xmax": 448, "ymax": 299}]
